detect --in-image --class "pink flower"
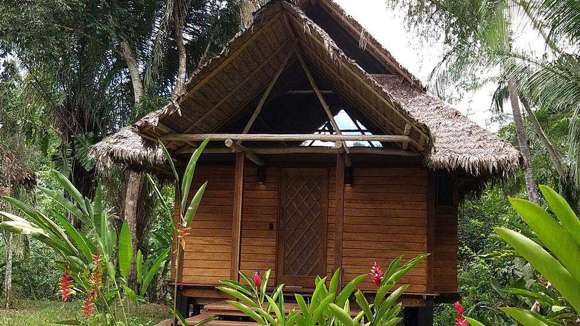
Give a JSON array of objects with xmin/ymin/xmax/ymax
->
[
  {"xmin": 368, "ymin": 262, "xmax": 384, "ymax": 287},
  {"xmin": 252, "ymin": 272, "xmax": 262, "ymax": 288},
  {"xmin": 454, "ymin": 301, "xmax": 468, "ymax": 326}
]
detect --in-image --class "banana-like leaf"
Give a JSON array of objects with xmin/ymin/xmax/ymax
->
[
  {"xmin": 539, "ymin": 185, "xmax": 580, "ymax": 248},
  {"xmin": 509, "ymin": 197, "xmax": 580, "ymax": 283},
  {"xmin": 217, "ymin": 286, "xmax": 257, "ymax": 308},
  {"xmin": 139, "ymin": 248, "xmax": 169, "ymax": 296},
  {"xmin": 354, "ymin": 290, "xmax": 372, "ymax": 320},
  {"xmin": 52, "ymin": 211, "xmax": 93, "ymax": 261},
  {"xmin": 504, "ymin": 287, "xmax": 557, "ymax": 306},
  {"xmin": 118, "ymin": 220, "xmax": 133, "ymax": 279},
  {"xmin": 38, "ymin": 186, "xmax": 87, "ymax": 225},
  {"xmin": 0, "ymin": 220, "xmax": 46, "ymax": 236},
  {"xmin": 180, "ymin": 138, "xmax": 209, "ymax": 215},
  {"xmin": 51, "ymin": 170, "xmax": 88, "ymax": 216},
  {"xmin": 184, "ymin": 181, "xmax": 207, "ymax": 227},
  {"xmin": 500, "ymin": 307, "xmax": 551, "ymax": 326},
  {"xmin": 495, "ymin": 227, "xmax": 580, "ymax": 312},
  {"xmin": 123, "ymin": 285, "xmax": 138, "ymax": 302}
]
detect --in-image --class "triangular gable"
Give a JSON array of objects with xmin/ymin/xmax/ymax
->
[{"xmin": 135, "ymin": 0, "xmax": 431, "ymax": 153}]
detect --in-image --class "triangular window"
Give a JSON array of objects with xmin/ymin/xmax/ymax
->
[{"xmin": 301, "ymin": 109, "xmax": 382, "ymax": 148}]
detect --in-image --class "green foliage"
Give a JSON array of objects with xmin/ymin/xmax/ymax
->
[
  {"xmin": 0, "ymin": 170, "xmax": 168, "ymax": 325},
  {"xmin": 494, "ymin": 185, "xmax": 580, "ymax": 325},
  {"xmin": 217, "ymin": 254, "xmax": 427, "ymax": 325}
]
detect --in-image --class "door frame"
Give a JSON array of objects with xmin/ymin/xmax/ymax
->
[{"xmin": 276, "ymin": 168, "xmax": 328, "ymax": 288}]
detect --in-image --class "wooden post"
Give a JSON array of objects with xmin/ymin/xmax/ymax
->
[
  {"xmin": 231, "ymin": 152, "xmax": 245, "ymax": 281},
  {"xmin": 335, "ymin": 154, "xmax": 345, "ymax": 284}
]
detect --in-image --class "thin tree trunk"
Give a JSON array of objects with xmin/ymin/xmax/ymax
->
[
  {"xmin": 508, "ymin": 79, "xmax": 540, "ymax": 203},
  {"xmin": 3, "ymin": 233, "xmax": 13, "ymax": 309},
  {"xmin": 173, "ymin": 4, "xmax": 187, "ymax": 97},
  {"xmin": 123, "ymin": 170, "xmax": 143, "ymax": 288},
  {"xmin": 520, "ymin": 97, "xmax": 567, "ymax": 179},
  {"xmin": 120, "ymin": 40, "xmax": 144, "ymax": 105}
]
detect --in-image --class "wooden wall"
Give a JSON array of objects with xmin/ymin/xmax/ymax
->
[
  {"xmin": 341, "ymin": 168, "xmax": 429, "ymax": 293},
  {"xmin": 179, "ymin": 163, "xmax": 458, "ymax": 296},
  {"xmin": 181, "ymin": 166, "xmax": 234, "ymax": 284}
]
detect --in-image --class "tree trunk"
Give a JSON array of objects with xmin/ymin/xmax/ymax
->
[
  {"xmin": 520, "ymin": 97, "xmax": 567, "ymax": 179},
  {"xmin": 123, "ymin": 170, "xmax": 143, "ymax": 288},
  {"xmin": 3, "ymin": 233, "xmax": 13, "ymax": 309},
  {"xmin": 120, "ymin": 40, "xmax": 144, "ymax": 105},
  {"xmin": 173, "ymin": 2, "xmax": 187, "ymax": 97},
  {"xmin": 508, "ymin": 79, "xmax": 540, "ymax": 203}
]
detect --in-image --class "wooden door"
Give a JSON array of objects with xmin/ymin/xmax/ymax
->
[{"xmin": 278, "ymin": 168, "xmax": 327, "ymax": 287}]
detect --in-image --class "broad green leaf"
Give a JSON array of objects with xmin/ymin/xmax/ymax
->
[
  {"xmin": 539, "ymin": 185, "xmax": 580, "ymax": 248},
  {"xmin": 500, "ymin": 307, "xmax": 550, "ymax": 326},
  {"xmin": 123, "ymin": 286, "xmax": 138, "ymax": 302},
  {"xmin": 329, "ymin": 268, "xmax": 341, "ymax": 295},
  {"xmin": 159, "ymin": 141, "xmax": 179, "ymax": 183},
  {"xmin": 184, "ymin": 181, "xmax": 207, "ymax": 227},
  {"xmin": 139, "ymin": 248, "xmax": 169, "ymax": 296},
  {"xmin": 509, "ymin": 197, "xmax": 580, "ymax": 283},
  {"xmin": 180, "ymin": 138, "xmax": 209, "ymax": 214},
  {"xmin": 354, "ymin": 290, "xmax": 372, "ymax": 320},
  {"xmin": 311, "ymin": 293, "xmax": 335, "ymax": 322},
  {"xmin": 52, "ymin": 212, "xmax": 93, "ymax": 261},
  {"xmin": 495, "ymin": 227, "xmax": 580, "ymax": 312},
  {"xmin": 217, "ymin": 287, "xmax": 256, "ymax": 307},
  {"xmin": 328, "ymin": 303, "xmax": 355, "ymax": 326},
  {"xmin": 118, "ymin": 220, "xmax": 133, "ymax": 279},
  {"xmin": 504, "ymin": 287, "xmax": 557, "ymax": 306},
  {"xmin": 38, "ymin": 186, "xmax": 87, "ymax": 225},
  {"xmin": 225, "ymin": 300, "xmax": 263, "ymax": 323},
  {"xmin": 337, "ymin": 274, "xmax": 366, "ymax": 307},
  {"xmin": 51, "ymin": 170, "xmax": 88, "ymax": 215},
  {"xmin": 465, "ymin": 316, "xmax": 486, "ymax": 326},
  {"xmin": 219, "ymin": 279, "xmax": 253, "ymax": 297}
]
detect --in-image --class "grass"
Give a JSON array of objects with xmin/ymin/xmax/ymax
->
[{"xmin": 0, "ymin": 299, "xmax": 171, "ymax": 325}]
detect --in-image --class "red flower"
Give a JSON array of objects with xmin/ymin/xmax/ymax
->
[
  {"xmin": 368, "ymin": 262, "xmax": 384, "ymax": 287},
  {"xmin": 252, "ymin": 271, "xmax": 262, "ymax": 288},
  {"xmin": 454, "ymin": 301, "xmax": 468, "ymax": 326},
  {"xmin": 83, "ymin": 289, "xmax": 96, "ymax": 317},
  {"xmin": 59, "ymin": 269, "xmax": 73, "ymax": 302}
]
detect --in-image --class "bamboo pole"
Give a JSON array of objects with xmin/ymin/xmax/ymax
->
[{"xmin": 163, "ymin": 133, "xmax": 411, "ymax": 143}]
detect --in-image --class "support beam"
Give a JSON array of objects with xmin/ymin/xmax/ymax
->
[
  {"xmin": 185, "ymin": 39, "xmax": 296, "ymax": 133},
  {"xmin": 402, "ymin": 123, "xmax": 412, "ymax": 150},
  {"xmin": 241, "ymin": 53, "xmax": 292, "ymax": 135},
  {"xmin": 335, "ymin": 154, "xmax": 345, "ymax": 285},
  {"xmin": 296, "ymin": 51, "xmax": 349, "ymax": 154},
  {"xmin": 225, "ymin": 139, "xmax": 264, "ymax": 166},
  {"xmin": 231, "ymin": 153, "xmax": 245, "ymax": 281},
  {"xmin": 177, "ymin": 146, "xmax": 420, "ymax": 157},
  {"xmin": 163, "ymin": 133, "xmax": 411, "ymax": 143}
]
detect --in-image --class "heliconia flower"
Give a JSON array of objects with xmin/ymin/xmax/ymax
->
[
  {"xmin": 89, "ymin": 255, "xmax": 102, "ymax": 289},
  {"xmin": 59, "ymin": 269, "xmax": 73, "ymax": 302},
  {"xmin": 252, "ymin": 271, "xmax": 262, "ymax": 288},
  {"xmin": 83, "ymin": 289, "xmax": 96, "ymax": 317},
  {"xmin": 454, "ymin": 301, "xmax": 468, "ymax": 326},
  {"xmin": 177, "ymin": 226, "xmax": 193, "ymax": 247},
  {"xmin": 368, "ymin": 262, "xmax": 384, "ymax": 287}
]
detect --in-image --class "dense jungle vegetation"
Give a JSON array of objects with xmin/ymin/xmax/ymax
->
[{"xmin": 0, "ymin": 0, "xmax": 578, "ymax": 325}]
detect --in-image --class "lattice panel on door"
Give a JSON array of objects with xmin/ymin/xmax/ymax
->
[{"xmin": 281, "ymin": 174, "xmax": 324, "ymax": 277}]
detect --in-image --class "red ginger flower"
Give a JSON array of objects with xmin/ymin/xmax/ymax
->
[
  {"xmin": 369, "ymin": 262, "xmax": 384, "ymax": 287},
  {"xmin": 89, "ymin": 255, "xmax": 102, "ymax": 289},
  {"xmin": 252, "ymin": 271, "xmax": 262, "ymax": 288},
  {"xmin": 59, "ymin": 269, "xmax": 73, "ymax": 302},
  {"xmin": 454, "ymin": 301, "xmax": 468, "ymax": 326}
]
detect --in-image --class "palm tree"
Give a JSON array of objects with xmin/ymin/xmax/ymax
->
[{"xmin": 387, "ymin": 0, "xmax": 580, "ymax": 204}]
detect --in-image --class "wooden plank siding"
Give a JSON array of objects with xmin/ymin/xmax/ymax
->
[
  {"xmin": 177, "ymin": 163, "xmax": 458, "ymax": 296},
  {"xmin": 341, "ymin": 168, "xmax": 429, "ymax": 293},
  {"xmin": 181, "ymin": 166, "xmax": 234, "ymax": 284}
]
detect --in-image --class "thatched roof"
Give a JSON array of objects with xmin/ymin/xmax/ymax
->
[{"xmin": 91, "ymin": 0, "xmax": 520, "ymax": 177}]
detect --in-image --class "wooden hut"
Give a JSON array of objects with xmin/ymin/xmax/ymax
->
[{"xmin": 92, "ymin": 0, "xmax": 520, "ymax": 324}]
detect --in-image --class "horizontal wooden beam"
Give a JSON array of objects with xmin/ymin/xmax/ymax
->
[
  {"xmin": 225, "ymin": 139, "xmax": 265, "ymax": 166},
  {"xmin": 163, "ymin": 133, "xmax": 411, "ymax": 143},
  {"xmin": 178, "ymin": 146, "xmax": 419, "ymax": 157}
]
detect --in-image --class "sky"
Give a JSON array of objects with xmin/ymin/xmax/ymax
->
[{"xmin": 333, "ymin": 0, "xmax": 504, "ymax": 131}]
